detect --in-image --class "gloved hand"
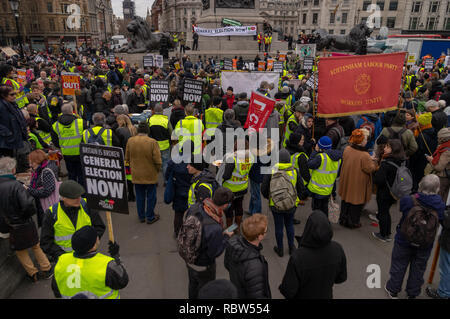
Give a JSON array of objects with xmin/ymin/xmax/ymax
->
[{"xmin": 108, "ymin": 241, "xmax": 120, "ymax": 259}]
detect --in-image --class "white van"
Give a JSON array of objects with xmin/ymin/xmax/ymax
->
[{"xmin": 111, "ymin": 35, "xmax": 128, "ymax": 51}]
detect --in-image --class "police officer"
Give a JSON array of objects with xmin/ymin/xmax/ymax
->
[
  {"xmin": 148, "ymin": 104, "xmax": 172, "ymax": 177},
  {"xmin": 52, "ymin": 226, "xmax": 128, "ymax": 299},
  {"xmin": 307, "ymin": 136, "xmax": 342, "ymax": 216},
  {"xmin": 40, "ymin": 180, "xmax": 105, "ymax": 262},
  {"xmin": 82, "ymin": 112, "xmax": 118, "ymax": 146},
  {"xmin": 283, "ymin": 102, "xmax": 307, "ymax": 147},
  {"xmin": 174, "ymin": 104, "xmax": 204, "ymax": 155},
  {"xmin": 53, "ymin": 103, "xmax": 87, "ymax": 185}
]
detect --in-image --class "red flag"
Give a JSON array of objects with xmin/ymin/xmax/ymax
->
[
  {"xmin": 244, "ymin": 92, "xmax": 275, "ymax": 130},
  {"xmin": 317, "ymin": 52, "xmax": 406, "ymax": 117}
]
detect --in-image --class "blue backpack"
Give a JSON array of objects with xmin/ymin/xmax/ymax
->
[{"xmin": 87, "ymin": 128, "xmax": 106, "ymax": 145}]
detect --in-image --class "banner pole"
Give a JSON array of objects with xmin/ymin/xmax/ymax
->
[
  {"xmin": 106, "ymin": 211, "xmax": 115, "ymax": 243},
  {"xmin": 427, "ymin": 242, "xmax": 440, "ymax": 285},
  {"xmin": 312, "ymin": 57, "xmax": 318, "ymax": 140}
]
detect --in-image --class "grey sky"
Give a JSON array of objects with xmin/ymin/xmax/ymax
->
[{"xmin": 112, "ymin": 0, "xmax": 155, "ymax": 18}]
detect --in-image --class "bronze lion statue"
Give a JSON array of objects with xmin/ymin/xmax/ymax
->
[{"xmin": 120, "ymin": 17, "xmax": 175, "ymax": 53}]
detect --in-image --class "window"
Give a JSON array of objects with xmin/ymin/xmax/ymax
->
[
  {"xmin": 61, "ymin": 3, "xmax": 69, "ymax": 14},
  {"xmin": 411, "ymin": 1, "xmax": 422, "ymax": 12},
  {"xmin": 313, "ymin": 0, "xmax": 319, "ymax": 6},
  {"xmin": 447, "ymin": 1, "xmax": 450, "ymax": 13},
  {"xmin": 47, "ymin": 1, "xmax": 53, "ymax": 13},
  {"xmin": 184, "ymin": 8, "xmax": 187, "ymax": 14},
  {"xmin": 302, "ymin": 13, "xmax": 307, "ymax": 24},
  {"xmin": 329, "ymin": 29, "xmax": 334, "ymax": 34},
  {"xmin": 313, "ymin": 13, "xmax": 318, "ymax": 24},
  {"xmin": 362, "ymin": 1, "xmax": 371, "ymax": 11},
  {"xmin": 389, "ymin": 1, "xmax": 398, "ymax": 10},
  {"xmin": 377, "ymin": 1, "xmax": 385, "ymax": 11},
  {"xmin": 445, "ymin": 17, "xmax": 450, "ymax": 30},
  {"xmin": 340, "ymin": 29, "xmax": 346, "ymax": 34},
  {"xmin": 426, "ymin": 17, "xmax": 436, "ymax": 30},
  {"xmin": 387, "ymin": 17, "xmax": 396, "ymax": 28},
  {"xmin": 429, "ymin": 1, "xmax": 439, "ymax": 12},
  {"xmin": 330, "ymin": 12, "xmax": 335, "ymax": 24},
  {"xmin": 304, "ymin": 0, "xmax": 308, "ymax": 6},
  {"xmin": 409, "ymin": 17, "xmax": 419, "ymax": 29},
  {"xmin": 341, "ymin": 12, "xmax": 348, "ymax": 24}
]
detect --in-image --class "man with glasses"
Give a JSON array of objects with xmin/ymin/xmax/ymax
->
[{"xmin": 224, "ymin": 214, "xmax": 271, "ymax": 299}]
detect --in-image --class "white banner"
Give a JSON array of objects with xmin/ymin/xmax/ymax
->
[
  {"xmin": 194, "ymin": 26, "xmax": 257, "ymax": 37},
  {"xmin": 296, "ymin": 44, "xmax": 316, "ymax": 58},
  {"xmin": 221, "ymin": 71, "xmax": 280, "ymax": 98}
]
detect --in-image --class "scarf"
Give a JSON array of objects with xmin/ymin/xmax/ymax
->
[
  {"xmin": 203, "ymin": 198, "xmax": 224, "ymax": 227},
  {"xmin": 31, "ymin": 160, "xmax": 49, "ymax": 189},
  {"xmin": 414, "ymin": 123, "xmax": 433, "ymax": 137},
  {"xmin": 432, "ymin": 140, "xmax": 450, "ymax": 166}
]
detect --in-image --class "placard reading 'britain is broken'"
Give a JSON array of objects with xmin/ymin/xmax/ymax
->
[{"xmin": 80, "ymin": 144, "xmax": 129, "ymax": 214}]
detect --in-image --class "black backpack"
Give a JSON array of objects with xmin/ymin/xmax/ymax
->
[{"xmin": 400, "ymin": 196, "xmax": 439, "ymax": 248}]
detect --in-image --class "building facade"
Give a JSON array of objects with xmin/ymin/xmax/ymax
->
[
  {"xmin": 161, "ymin": 0, "xmax": 202, "ymax": 33},
  {"xmin": 0, "ymin": 0, "xmax": 114, "ymax": 52},
  {"xmin": 260, "ymin": 0, "xmax": 300, "ymax": 37},
  {"xmin": 151, "ymin": 0, "xmax": 163, "ymax": 31}
]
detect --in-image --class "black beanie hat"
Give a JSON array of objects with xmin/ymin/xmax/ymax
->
[
  {"xmin": 198, "ymin": 279, "xmax": 238, "ymax": 299},
  {"xmin": 71, "ymin": 226, "xmax": 98, "ymax": 255},
  {"xmin": 279, "ymin": 148, "xmax": 291, "ymax": 164}
]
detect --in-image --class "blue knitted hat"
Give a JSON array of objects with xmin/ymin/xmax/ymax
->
[{"xmin": 318, "ymin": 136, "xmax": 332, "ymax": 150}]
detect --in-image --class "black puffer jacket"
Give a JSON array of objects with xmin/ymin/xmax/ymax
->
[
  {"xmin": 224, "ymin": 235, "xmax": 271, "ymax": 299},
  {"xmin": 373, "ymin": 156, "xmax": 404, "ymax": 203},
  {"xmin": 279, "ymin": 211, "xmax": 347, "ymax": 299},
  {"xmin": 0, "ymin": 175, "xmax": 36, "ymax": 225}
]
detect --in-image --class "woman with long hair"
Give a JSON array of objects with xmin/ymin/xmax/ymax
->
[
  {"xmin": 372, "ymin": 139, "xmax": 407, "ymax": 242},
  {"xmin": 116, "ymin": 114, "xmax": 137, "ymax": 201}
]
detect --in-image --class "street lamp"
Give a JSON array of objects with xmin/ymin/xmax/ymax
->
[{"xmin": 9, "ymin": 0, "xmax": 24, "ymax": 59}]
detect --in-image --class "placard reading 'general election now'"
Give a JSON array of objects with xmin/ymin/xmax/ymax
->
[
  {"xmin": 303, "ymin": 57, "xmax": 314, "ymax": 70},
  {"xmin": 183, "ymin": 78, "xmax": 203, "ymax": 103},
  {"xmin": 80, "ymin": 144, "xmax": 129, "ymax": 214},
  {"xmin": 149, "ymin": 80, "xmax": 169, "ymax": 102}
]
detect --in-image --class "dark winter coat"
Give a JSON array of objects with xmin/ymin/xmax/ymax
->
[
  {"xmin": 279, "ymin": 211, "xmax": 347, "ymax": 299},
  {"xmin": 170, "ymin": 106, "xmax": 186, "ymax": 129},
  {"xmin": 325, "ymin": 122, "xmax": 345, "ymax": 149},
  {"xmin": 233, "ymin": 101, "xmax": 249, "ymax": 127},
  {"xmin": 431, "ymin": 108, "xmax": 447, "ymax": 132},
  {"xmin": 441, "ymin": 209, "xmax": 450, "ymax": 253},
  {"xmin": 410, "ymin": 127, "xmax": 438, "ymax": 186},
  {"xmin": 126, "ymin": 92, "xmax": 146, "ymax": 114},
  {"xmin": 396, "ymin": 193, "xmax": 445, "ymax": 249},
  {"xmin": 165, "ymin": 158, "xmax": 192, "ymax": 213},
  {"xmin": 286, "ymin": 144, "xmax": 311, "ymax": 185},
  {"xmin": 192, "ymin": 204, "xmax": 229, "ymax": 267},
  {"xmin": 294, "ymin": 120, "xmax": 314, "ymax": 156},
  {"xmin": 115, "ymin": 127, "xmax": 133, "ymax": 152},
  {"xmin": 338, "ymin": 116, "xmax": 356, "ymax": 137},
  {"xmin": 0, "ymin": 98, "xmax": 27, "ymax": 150},
  {"xmin": 224, "ymin": 235, "xmax": 271, "ymax": 299},
  {"xmin": 373, "ymin": 156, "xmax": 404, "ymax": 204}
]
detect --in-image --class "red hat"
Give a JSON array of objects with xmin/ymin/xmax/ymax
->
[{"xmin": 136, "ymin": 78, "xmax": 145, "ymax": 86}]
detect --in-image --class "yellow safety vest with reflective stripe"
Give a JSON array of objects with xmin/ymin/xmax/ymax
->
[
  {"xmin": 82, "ymin": 126, "xmax": 112, "ymax": 146},
  {"xmin": 148, "ymin": 114, "xmax": 170, "ymax": 151},
  {"xmin": 142, "ymin": 85, "xmax": 149, "ymax": 104},
  {"xmin": 35, "ymin": 116, "xmax": 52, "ymax": 144},
  {"xmin": 29, "ymin": 132, "xmax": 43, "ymax": 149},
  {"xmin": 53, "ymin": 119, "xmax": 83, "ymax": 156},
  {"xmin": 283, "ymin": 114, "xmax": 299, "ymax": 147},
  {"xmin": 54, "ymin": 252, "xmax": 119, "ymax": 299},
  {"xmin": 404, "ymin": 75, "xmax": 414, "ymax": 91},
  {"xmin": 38, "ymin": 95, "xmax": 53, "ymax": 121},
  {"xmin": 298, "ymin": 74, "xmax": 305, "ymax": 80},
  {"xmin": 291, "ymin": 152, "xmax": 310, "ymax": 186},
  {"xmin": 222, "ymin": 155, "xmax": 253, "ymax": 193},
  {"xmin": 174, "ymin": 116, "xmax": 204, "ymax": 155},
  {"xmin": 1, "ymin": 78, "xmax": 28, "ymax": 108},
  {"xmin": 269, "ymin": 162, "xmax": 300, "ymax": 206},
  {"xmin": 49, "ymin": 200, "xmax": 92, "ymax": 253},
  {"xmin": 307, "ymin": 153, "xmax": 341, "ymax": 196},
  {"xmin": 279, "ymin": 102, "xmax": 293, "ymax": 126},
  {"xmin": 188, "ymin": 180, "xmax": 213, "ymax": 208},
  {"xmin": 204, "ymin": 107, "xmax": 223, "ymax": 137}
]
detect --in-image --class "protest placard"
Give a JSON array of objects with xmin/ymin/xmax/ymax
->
[
  {"xmin": 224, "ymin": 58, "xmax": 233, "ymax": 70},
  {"xmin": 143, "ymin": 55, "xmax": 154, "ymax": 67},
  {"xmin": 61, "ymin": 72, "xmax": 80, "ymax": 96},
  {"xmin": 149, "ymin": 80, "xmax": 169, "ymax": 102},
  {"xmin": 183, "ymin": 78, "xmax": 203, "ymax": 103},
  {"xmin": 303, "ymin": 57, "xmax": 314, "ymax": 70}
]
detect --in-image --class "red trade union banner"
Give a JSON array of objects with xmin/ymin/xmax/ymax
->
[
  {"xmin": 317, "ymin": 52, "xmax": 407, "ymax": 117},
  {"xmin": 61, "ymin": 72, "xmax": 80, "ymax": 96},
  {"xmin": 244, "ymin": 92, "xmax": 276, "ymax": 130}
]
